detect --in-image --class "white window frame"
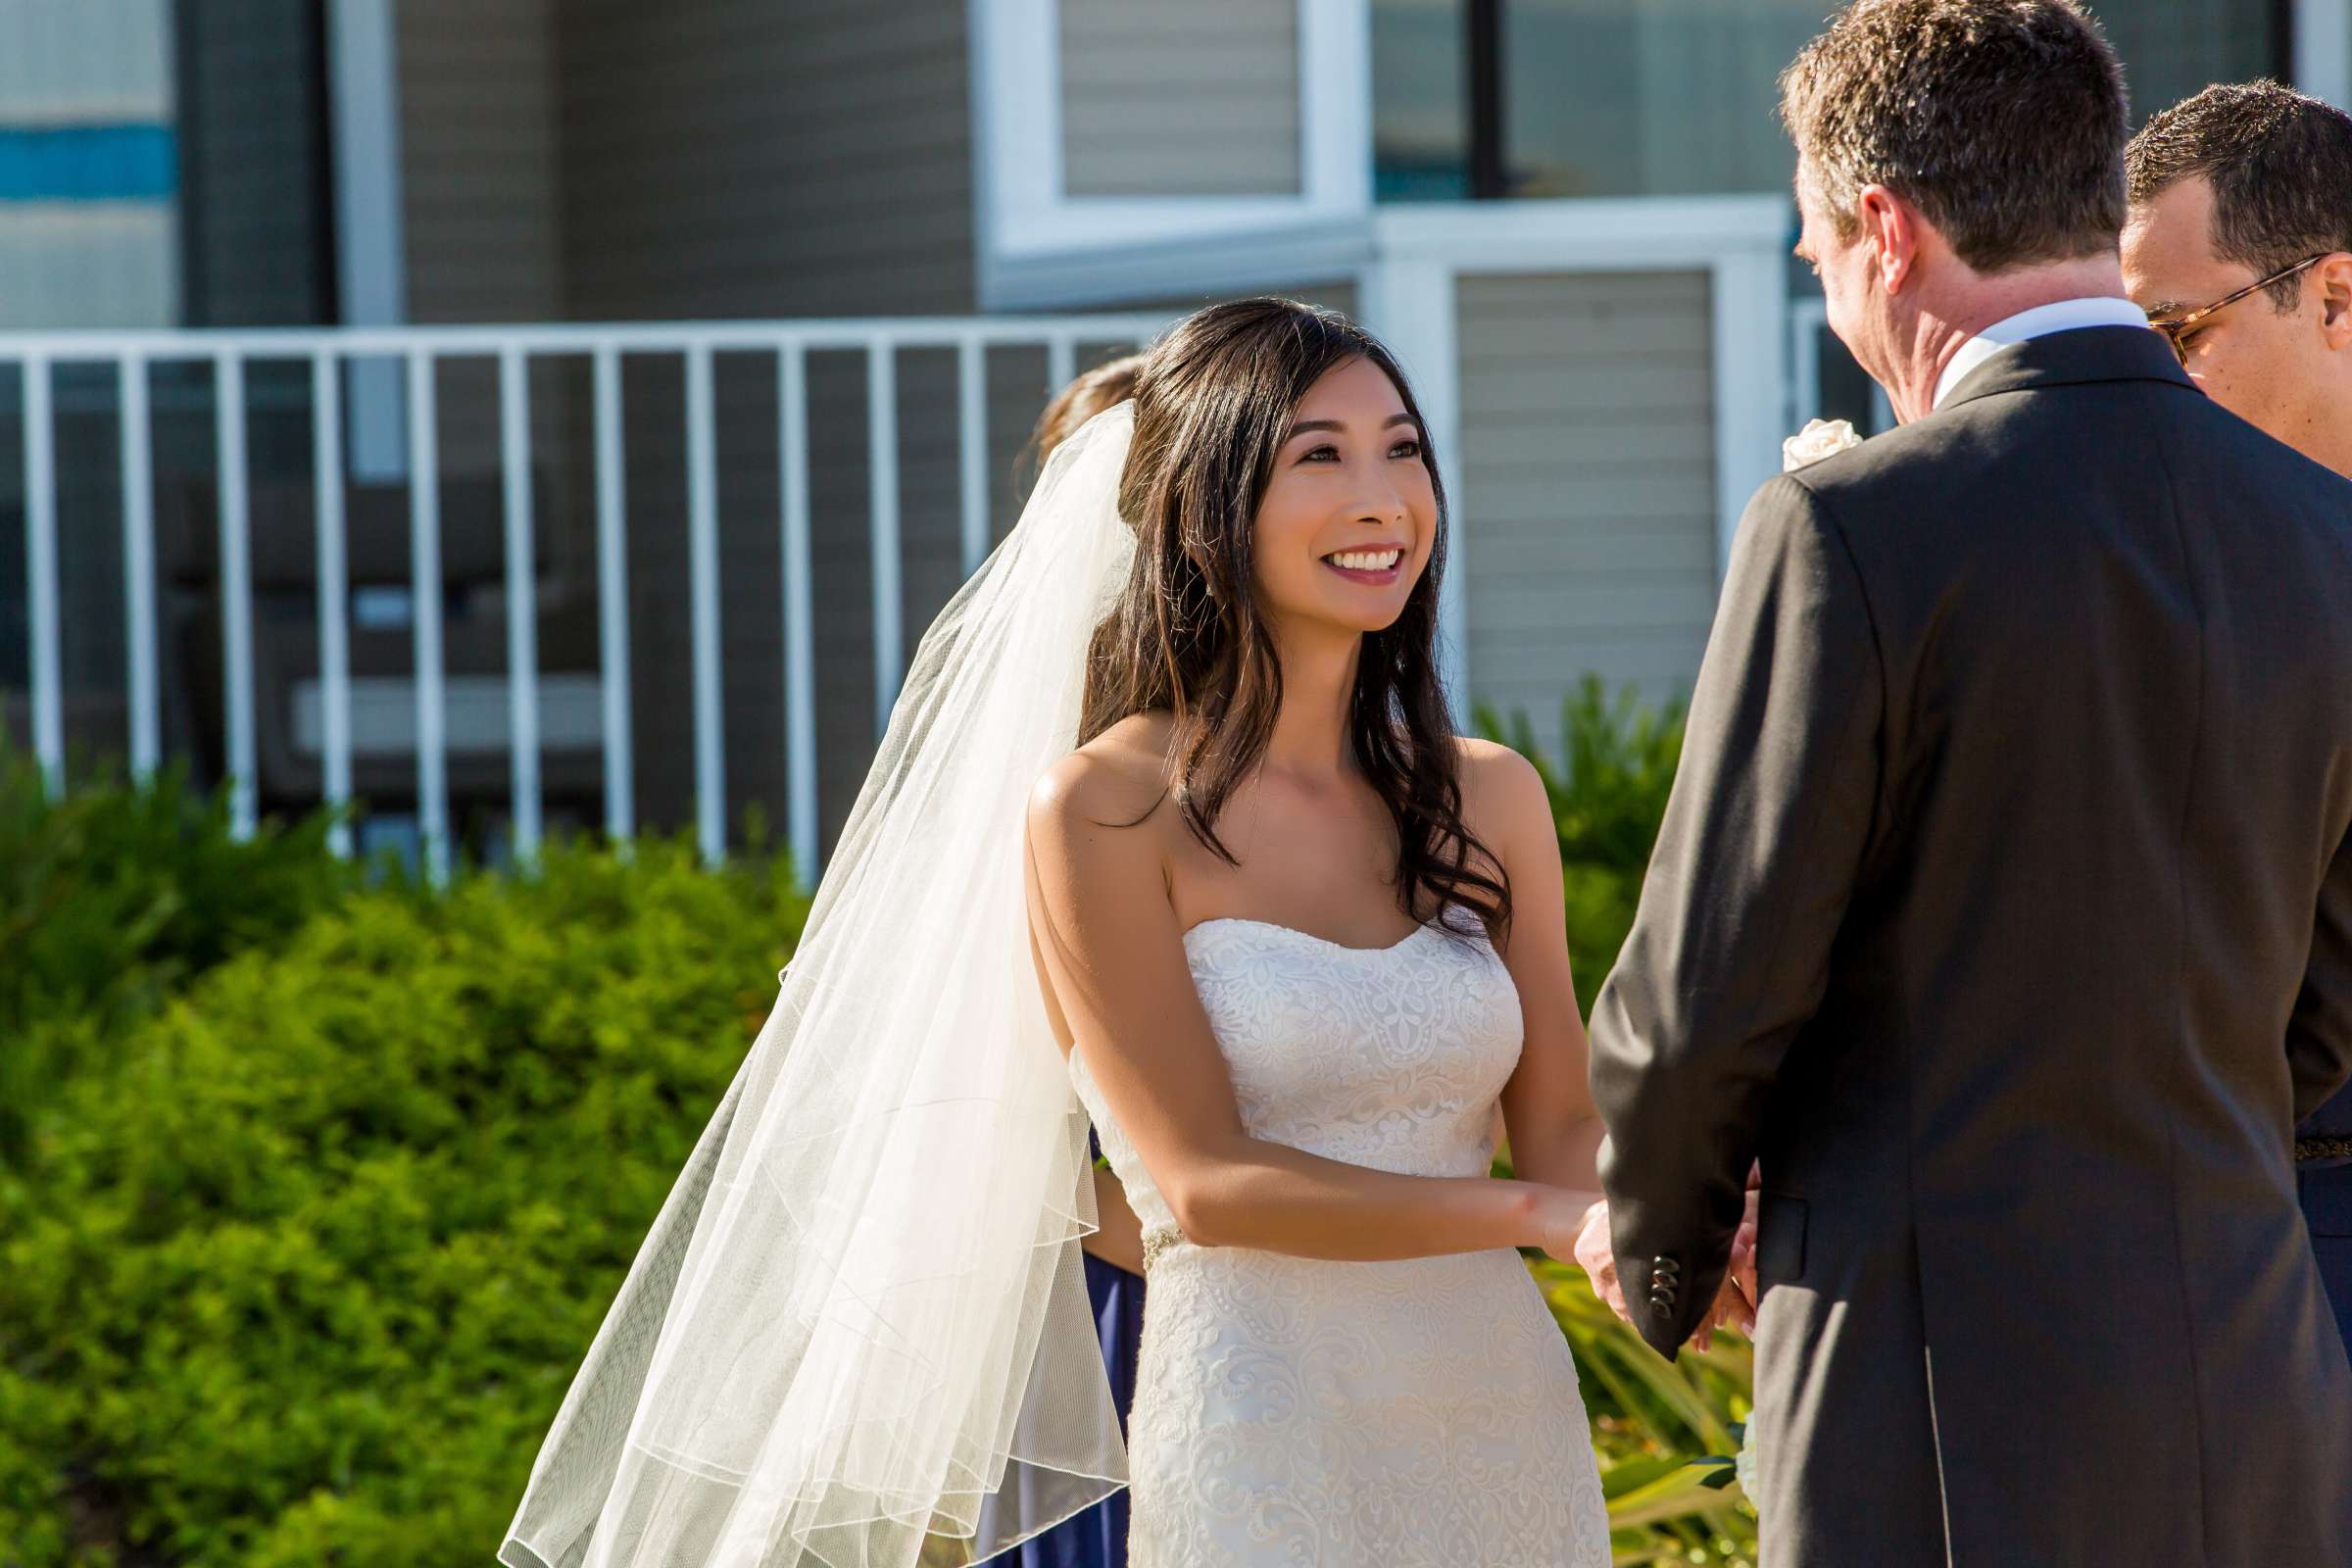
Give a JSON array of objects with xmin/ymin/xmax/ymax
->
[
  {"xmin": 969, "ymin": 0, "xmax": 1375, "ymax": 307},
  {"xmin": 2298, "ymin": 0, "xmax": 2352, "ymax": 109},
  {"xmin": 326, "ymin": 0, "xmax": 410, "ymax": 478},
  {"xmin": 1361, "ymin": 195, "xmax": 1792, "ymax": 717}
]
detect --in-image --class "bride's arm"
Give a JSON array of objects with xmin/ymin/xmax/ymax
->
[
  {"xmin": 1024, "ymin": 750, "xmax": 1587, "ymax": 1265},
  {"xmin": 1463, "ymin": 740, "xmax": 1607, "ymax": 1205}
]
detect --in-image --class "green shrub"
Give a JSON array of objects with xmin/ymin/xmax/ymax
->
[
  {"xmin": 1483, "ymin": 683, "xmax": 1755, "ymax": 1561},
  {"xmin": 5, "ymin": 677, "xmax": 1715, "ymax": 1566},
  {"xmin": 1542, "ymin": 1258, "xmax": 1757, "ymax": 1565},
  {"xmin": 0, "ymin": 740, "xmax": 359, "ymax": 1165},
  {"xmin": 1477, "ymin": 676, "xmax": 1687, "ymax": 1015},
  {"xmin": 0, "ymin": 833, "xmax": 809, "ymax": 1568}
]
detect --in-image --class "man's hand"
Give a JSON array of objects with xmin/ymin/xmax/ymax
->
[
  {"xmin": 1732, "ymin": 1176, "xmax": 1761, "ymax": 1306},
  {"xmin": 1574, "ymin": 1191, "xmax": 1761, "ymax": 1348},
  {"xmin": 1691, "ymin": 1185, "xmax": 1762, "ymax": 1351}
]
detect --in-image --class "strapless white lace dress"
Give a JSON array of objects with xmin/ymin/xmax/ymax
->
[{"xmin": 1067, "ymin": 916, "xmax": 1611, "ymax": 1567}]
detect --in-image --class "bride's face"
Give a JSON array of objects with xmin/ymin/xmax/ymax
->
[{"xmin": 1250, "ymin": 357, "xmax": 1437, "ymax": 639}]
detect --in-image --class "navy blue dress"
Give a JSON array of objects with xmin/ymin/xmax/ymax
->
[
  {"xmin": 2299, "ymin": 1084, "xmax": 2352, "ymax": 1355},
  {"xmin": 1015, "ymin": 1133, "xmax": 1145, "ymax": 1568}
]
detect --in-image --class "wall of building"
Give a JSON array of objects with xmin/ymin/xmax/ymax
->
[
  {"xmin": 0, "ymin": 0, "xmax": 180, "ymax": 330},
  {"xmin": 1454, "ymin": 269, "xmax": 1718, "ymax": 728},
  {"xmin": 396, "ymin": 0, "xmax": 565, "ymax": 327},
  {"xmin": 379, "ymin": 0, "xmax": 997, "ymax": 854},
  {"xmin": 552, "ymin": 0, "xmax": 976, "ymax": 320},
  {"xmin": 1059, "ymin": 0, "xmax": 1303, "ymax": 197}
]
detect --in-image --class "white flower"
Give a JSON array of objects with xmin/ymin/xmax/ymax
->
[{"xmin": 1782, "ymin": 417, "xmax": 1864, "ymax": 472}]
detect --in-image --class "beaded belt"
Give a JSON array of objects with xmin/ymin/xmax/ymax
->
[
  {"xmin": 2296, "ymin": 1137, "xmax": 2352, "ymax": 1164},
  {"xmin": 1139, "ymin": 1225, "xmax": 1184, "ymax": 1273}
]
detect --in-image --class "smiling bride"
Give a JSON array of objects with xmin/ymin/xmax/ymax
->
[{"xmin": 499, "ymin": 299, "xmax": 1746, "ymax": 1568}]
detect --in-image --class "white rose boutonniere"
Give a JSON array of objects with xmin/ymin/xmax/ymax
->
[{"xmin": 1781, "ymin": 417, "xmax": 1864, "ymax": 473}]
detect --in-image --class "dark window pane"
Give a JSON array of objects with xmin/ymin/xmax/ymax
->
[
  {"xmin": 1500, "ymin": 0, "xmax": 1828, "ymax": 198},
  {"xmin": 2102, "ymin": 2, "xmax": 2280, "ymax": 124},
  {"xmin": 1375, "ymin": 0, "xmax": 2290, "ymax": 202},
  {"xmin": 1373, "ymin": 0, "xmax": 1471, "ymax": 201},
  {"xmin": 174, "ymin": 0, "xmax": 335, "ymax": 327}
]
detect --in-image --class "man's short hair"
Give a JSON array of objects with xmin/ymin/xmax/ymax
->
[
  {"xmin": 2126, "ymin": 80, "xmax": 2352, "ymax": 310},
  {"xmin": 1781, "ymin": 0, "xmax": 2128, "ymax": 273}
]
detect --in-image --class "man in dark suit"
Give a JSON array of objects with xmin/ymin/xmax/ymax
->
[
  {"xmin": 2122, "ymin": 81, "xmax": 2352, "ymax": 1355},
  {"xmin": 1577, "ymin": 3, "xmax": 2352, "ymax": 1563}
]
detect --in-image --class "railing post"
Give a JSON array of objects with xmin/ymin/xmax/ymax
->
[
  {"xmin": 958, "ymin": 336, "xmax": 990, "ymax": 576},
  {"xmin": 499, "ymin": 344, "xmax": 543, "ymax": 866},
  {"xmin": 313, "ymin": 353, "xmax": 354, "ymax": 858},
  {"xmin": 685, "ymin": 341, "xmax": 725, "ymax": 865},
  {"xmin": 778, "ymin": 341, "xmax": 819, "ymax": 891},
  {"xmin": 593, "ymin": 344, "xmax": 634, "ymax": 852},
  {"xmin": 867, "ymin": 342, "xmax": 902, "ymax": 733},
  {"xmin": 22, "ymin": 355, "xmax": 62, "ymax": 799},
  {"xmin": 215, "ymin": 352, "xmax": 258, "ymax": 838},
  {"xmin": 119, "ymin": 355, "xmax": 161, "ymax": 783},
  {"xmin": 406, "ymin": 350, "xmax": 450, "ymax": 886}
]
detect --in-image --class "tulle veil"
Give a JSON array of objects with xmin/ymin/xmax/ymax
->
[{"xmin": 499, "ymin": 403, "xmax": 1141, "ymax": 1568}]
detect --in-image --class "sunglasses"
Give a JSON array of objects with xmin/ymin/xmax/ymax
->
[{"xmin": 2146, "ymin": 254, "xmax": 2327, "ymax": 366}]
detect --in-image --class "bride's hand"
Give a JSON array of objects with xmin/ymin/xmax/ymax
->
[
  {"xmin": 1562, "ymin": 1199, "xmax": 1633, "ymax": 1324},
  {"xmin": 1535, "ymin": 1189, "xmax": 1599, "ymax": 1267}
]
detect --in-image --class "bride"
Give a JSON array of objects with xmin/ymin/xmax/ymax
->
[{"xmin": 500, "ymin": 299, "xmax": 1744, "ymax": 1568}]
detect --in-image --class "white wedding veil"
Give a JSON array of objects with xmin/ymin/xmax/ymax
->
[{"xmin": 500, "ymin": 403, "xmax": 1141, "ymax": 1568}]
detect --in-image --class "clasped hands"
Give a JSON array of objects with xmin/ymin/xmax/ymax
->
[{"xmin": 1561, "ymin": 1181, "xmax": 1761, "ymax": 1353}]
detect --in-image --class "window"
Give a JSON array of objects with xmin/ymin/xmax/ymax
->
[
  {"xmin": 1497, "ymin": 0, "xmax": 1829, "ymax": 199},
  {"xmin": 1375, "ymin": 0, "xmax": 2297, "ymax": 204},
  {"xmin": 2101, "ymin": 2, "xmax": 2291, "ymax": 126},
  {"xmin": 1372, "ymin": 0, "xmax": 1471, "ymax": 199}
]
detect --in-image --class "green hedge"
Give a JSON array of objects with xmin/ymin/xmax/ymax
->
[
  {"xmin": 0, "ymin": 741, "xmax": 361, "ymax": 1166},
  {"xmin": 1478, "ymin": 675, "xmax": 1690, "ymax": 1017},
  {"xmin": 1483, "ymin": 681, "xmax": 1759, "ymax": 1565},
  {"xmin": 4, "ymin": 679, "xmax": 1740, "ymax": 1567},
  {"xmin": 0, "ymin": 831, "xmax": 808, "ymax": 1568}
]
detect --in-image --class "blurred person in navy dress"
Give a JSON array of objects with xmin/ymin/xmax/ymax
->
[
  {"xmin": 2124, "ymin": 80, "xmax": 2352, "ymax": 1349},
  {"xmin": 1016, "ymin": 357, "xmax": 1147, "ymax": 1568}
]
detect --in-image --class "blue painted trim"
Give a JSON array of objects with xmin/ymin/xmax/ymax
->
[{"xmin": 0, "ymin": 124, "xmax": 176, "ymax": 203}]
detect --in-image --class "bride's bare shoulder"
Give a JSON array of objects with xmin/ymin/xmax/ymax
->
[
  {"xmin": 1028, "ymin": 711, "xmax": 1177, "ymax": 845},
  {"xmin": 1449, "ymin": 734, "xmax": 1551, "ymax": 849}
]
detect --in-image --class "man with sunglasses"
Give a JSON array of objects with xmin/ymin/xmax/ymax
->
[
  {"xmin": 2124, "ymin": 81, "xmax": 2352, "ymax": 1358},
  {"xmin": 2124, "ymin": 82, "xmax": 2352, "ymax": 475}
]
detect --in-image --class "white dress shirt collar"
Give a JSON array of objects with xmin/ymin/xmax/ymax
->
[{"xmin": 1930, "ymin": 296, "xmax": 2149, "ymax": 413}]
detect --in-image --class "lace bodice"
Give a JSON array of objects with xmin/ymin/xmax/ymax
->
[
  {"xmin": 1067, "ymin": 914, "xmax": 1525, "ymax": 1242},
  {"xmin": 1061, "ymin": 913, "xmax": 1608, "ymax": 1566}
]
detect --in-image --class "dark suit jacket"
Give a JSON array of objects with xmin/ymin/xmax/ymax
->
[
  {"xmin": 2304, "ymin": 1075, "xmax": 2352, "ymax": 1141},
  {"xmin": 1589, "ymin": 326, "xmax": 2352, "ymax": 1566}
]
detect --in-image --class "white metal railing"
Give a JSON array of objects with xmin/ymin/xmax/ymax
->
[{"xmin": 6, "ymin": 315, "xmax": 1169, "ymax": 886}]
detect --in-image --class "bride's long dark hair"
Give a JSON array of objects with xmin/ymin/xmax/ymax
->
[{"xmin": 1079, "ymin": 297, "xmax": 1512, "ymax": 943}]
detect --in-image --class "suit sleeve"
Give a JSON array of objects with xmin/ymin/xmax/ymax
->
[
  {"xmin": 2288, "ymin": 821, "xmax": 2352, "ymax": 1129},
  {"xmin": 1588, "ymin": 474, "xmax": 1884, "ymax": 1359}
]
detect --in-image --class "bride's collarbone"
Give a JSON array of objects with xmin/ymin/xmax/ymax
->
[{"xmin": 1158, "ymin": 769, "xmax": 1426, "ymax": 952}]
